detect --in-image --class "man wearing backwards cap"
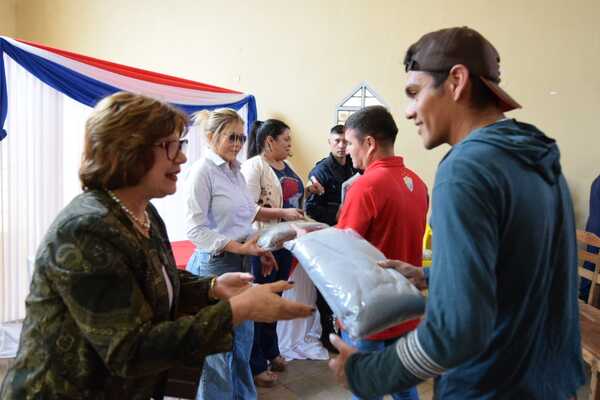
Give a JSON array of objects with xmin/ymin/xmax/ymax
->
[{"xmin": 329, "ymin": 27, "xmax": 585, "ymax": 399}]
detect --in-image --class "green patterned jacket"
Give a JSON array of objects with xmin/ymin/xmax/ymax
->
[{"xmin": 0, "ymin": 190, "xmax": 233, "ymax": 399}]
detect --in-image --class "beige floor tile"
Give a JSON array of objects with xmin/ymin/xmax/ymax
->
[
  {"xmin": 256, "ymin": 359, "xmax": 436, "ymax": 400},
  {"xmin": 258, "ymin": 384, "xmax": 300, "ymax": 400}
]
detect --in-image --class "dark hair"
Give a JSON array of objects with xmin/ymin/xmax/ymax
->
[
  {"xmin": 79, "ymin": 92, "xmax": 188, "ymax": 191},
  {"xmin": 426, "ymin": 71, "xmax": 499, "ymax": 110},
  {"xmin": 330, "ymin": 124, "xmax": 345, "ymax": 135},
  {"xmin": 344, "ymin": 105, "xmax": 397, "ymax": 146},
  {"xmin": 247, "ymin": 119, "xmax": 290, "ymax": 158}
]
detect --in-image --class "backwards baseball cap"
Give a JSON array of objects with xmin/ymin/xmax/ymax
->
[{"xmin": 404, "ymin": 26, "xmax": 521, "ymax": 112}]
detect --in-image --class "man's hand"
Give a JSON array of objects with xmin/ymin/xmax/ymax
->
[
  {"xmin": 306, "ymin": 176, "xmax": 325, "ymax": 195},
  {"xmin": 213, "ymin": 272, "xmax": 254, "ymax": 299},
  {"xmin": 377, "ymin": 259, "xmax": 428, "ymax": 290},
  {"xmin": 328, "ymin": 334, "xmax": 358, "ymax": 389}
]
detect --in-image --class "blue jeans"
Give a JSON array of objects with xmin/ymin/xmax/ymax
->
[
  {"xmin": 341, "ymin": 331, "xmax": 419, "ymax": 400},
  {"xmin": 249, "ymin": 248, "xmax": 293, "ymax": 375},
  {"xmin": 187, "ymin": 251, "xmax": 256, "ymax": 400}
]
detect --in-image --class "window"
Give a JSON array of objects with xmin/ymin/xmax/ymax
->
[{"xmin": 335, "ymin": 82, "xmax": 386, "ymax": 125}]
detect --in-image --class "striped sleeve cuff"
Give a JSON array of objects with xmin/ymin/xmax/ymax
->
[{"xmin": 395, "ymin": 330, "xmax": 445, "ymax": 380}]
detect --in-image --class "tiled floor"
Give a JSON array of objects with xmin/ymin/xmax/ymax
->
[
  {"xmin": 256, "ymin": 358, "xmax": 433, "ymax": 400},
  {"xmin": 1, "ymin": 356, "xmax": 591, "ymax": 399}
]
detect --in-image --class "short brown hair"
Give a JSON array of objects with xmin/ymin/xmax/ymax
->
[
  {"xmin": 344, "ymin": 106, "xmax": 397, "ymax": 146},
  {"xmin": 79, "ymin": 92, "xmax": 188, "ymax": 191}
]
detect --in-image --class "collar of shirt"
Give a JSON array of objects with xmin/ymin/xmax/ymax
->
[
  {"xmin": 329, "ymin": 152, "xmax": 344, "ymax": 168},
  {"xmin": 328, "ymin": 153, "xmax": 354, "ymax": 173},
  {"xmin": 206, "ymin": 148, "xmax": 241, "ymax": 171},
  {"xmin": 364, "ymin": 155, "xmax": 405, "ymax": 175}
]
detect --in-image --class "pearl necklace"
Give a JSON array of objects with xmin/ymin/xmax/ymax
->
[{"xmin": 107, "ymin": 190, "xmax": 151, "ymax": 231}]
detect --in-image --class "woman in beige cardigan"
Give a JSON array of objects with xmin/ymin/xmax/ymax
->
[{"xmin": 241, "ymin": 119, "xmax": 321, "ymax": 386}]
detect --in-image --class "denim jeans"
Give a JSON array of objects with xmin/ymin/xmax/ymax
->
[
  {"xmin": 249, "ymin": 248, "xmax": 293, "ymax": 375},
  {"xmin": 187, "ymin": 251, "xmax": 256, "ymax": 400},
  {"xmin": 341, "ymin": 330, "xmax": 419, "ymax": 400}
]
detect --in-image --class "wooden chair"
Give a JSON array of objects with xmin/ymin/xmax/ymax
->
[
  {"xmin": 577, "ymin": 230, "xmax": 600, "ymax": 306},
  {"xmin": 577, "ymin": 229, "xmax": 600, "ymax": 400}
]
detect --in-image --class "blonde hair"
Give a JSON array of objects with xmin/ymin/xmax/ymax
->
[
  {"xmin": 192, "ymin": 108, "xmax": 244, "ymax": 146},
  {"xmin": 79, "ymin": 91, "xmax": 188, "ymax": 191}
]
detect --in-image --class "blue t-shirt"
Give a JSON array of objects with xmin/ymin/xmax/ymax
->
[{"xmin": 271, "ymin": 162, "xmax": 304, "ymax": 209}]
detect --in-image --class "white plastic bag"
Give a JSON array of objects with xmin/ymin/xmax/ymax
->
[
  {"xmin": 257, "ymin": 221, "xmax": 328, "ymax": 251},
  {"xmin": 285, "ymin": 227, "xmax": 425, "ymax": 338}
]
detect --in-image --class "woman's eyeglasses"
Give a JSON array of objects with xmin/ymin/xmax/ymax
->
[
  {"xmin": 227, "ymin": 133, "xmax": 247, "ymax": 144},
  {"xmin": 155, "ymin": 139, "xmax": 188, "ymax": 160}
]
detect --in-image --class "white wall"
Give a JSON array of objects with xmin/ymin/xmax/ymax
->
[{"xmin": 14, "ymin": 0, "xmax": 600, "ymax": 226}]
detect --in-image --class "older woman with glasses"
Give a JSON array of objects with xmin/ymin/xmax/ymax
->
[
  {"xmin": 0, "ymin": 93, "xmax": 313, "ymax": 400},
  {"xmin": 185, "ymin": 109, "xmax": 298, "ymax": 399}
]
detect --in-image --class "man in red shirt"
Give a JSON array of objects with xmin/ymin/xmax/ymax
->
[{"xmin": 336, "ymin": 105, "xmax": 428, "ymax": 400}]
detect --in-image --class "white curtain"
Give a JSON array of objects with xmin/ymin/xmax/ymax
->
[
  {"xmin": 0, "ymin": 53, "xmax": 249, "ymax": 322},
  {"xmin": 1, "ymin": 54, "xmax": 67, "ymax": 322},
  {"xmin": 0, "ymin": 55, "xmax": 97, "ymax": 322}
]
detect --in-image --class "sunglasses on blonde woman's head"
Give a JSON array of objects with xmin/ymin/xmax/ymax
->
[
  {"xmin": 227, "ymin": 133, "xmax": 247, "ymax": 144},
  {"xmin": 155, "ymin": 139, "xmax": 188, "ymax": 160}
]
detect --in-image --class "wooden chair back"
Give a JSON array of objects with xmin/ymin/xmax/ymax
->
[{"xmin": 577, "ymin": 229, "xmax": 600, "ymax": 306}]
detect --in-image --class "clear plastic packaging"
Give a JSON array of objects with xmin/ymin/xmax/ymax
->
[
  {"xmin": 257, "ymin": 221, "xmax": 328, "ymax": 251},
  {"xmin": 285, "ymin": 227, "xmax": 425, "ymax": 338}
]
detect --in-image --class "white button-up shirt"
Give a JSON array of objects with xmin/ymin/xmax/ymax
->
[{"xmin": 185, "ymin": 149, "xmax": 256, "ymax": 254}]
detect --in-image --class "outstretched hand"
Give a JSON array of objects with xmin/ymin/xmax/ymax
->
[{"xmin": 230, "ymin": 281, "xmax": 314, "ymax": 325}]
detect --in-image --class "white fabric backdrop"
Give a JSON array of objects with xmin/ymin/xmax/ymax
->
[
  {"xmin": 0, "ymin": 53, "xmax": 248, "ymax": 322},
  {"xmin": 277, "ymin": 265, "xmax": 329, "ymax": 361},
  {"xmin": 1, "ymin": 54, "xmax": 65, "ymax": 322}
]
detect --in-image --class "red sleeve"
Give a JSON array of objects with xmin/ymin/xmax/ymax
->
[{"xmin": 336, "ymin": 184, "xmax": 376, "ymax": 237}]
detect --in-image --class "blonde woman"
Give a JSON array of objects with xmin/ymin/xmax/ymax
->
[{"xmin": 185, "ymin": 109, "xmax": 298, "ymax": 398}]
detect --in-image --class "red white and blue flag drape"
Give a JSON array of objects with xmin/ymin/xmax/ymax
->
[
  {"xmin": 0, "ymin": 37, "xmax": 257, "ymax": 323},
  {"xmin": 0, "ymin": 36, "xmax": 257, "ymax": 141}
]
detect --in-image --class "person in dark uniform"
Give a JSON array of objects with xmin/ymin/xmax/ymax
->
[{"xmin": 305, "ymin": 124, "xmax": 357, "ymax": 352}]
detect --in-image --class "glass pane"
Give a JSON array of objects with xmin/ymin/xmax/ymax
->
[
  {"xmin": 364, "ymin": 87, "xmax": 375, "ymax": 98},
  {"xmin": 343, "ymin": 96, "xmax": 362, "ymax": 107},
  {"xmin": 364, "ymin": 97, "xmax": 383, "ymax": 106},
  {"xmin": 337, "ymin": 110, "xmax": 355, "ymax": 125}
]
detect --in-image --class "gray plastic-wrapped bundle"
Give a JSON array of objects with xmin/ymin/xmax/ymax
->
[
  {"xmin": 257, "ymin": 221, "xmax": 328, "ymax": 251},
  {"xmin": 284, "ymin": 227, "xmax": 425, "ymax": 338}
]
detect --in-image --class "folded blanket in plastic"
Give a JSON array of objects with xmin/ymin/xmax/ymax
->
[
  {"xmin": 257, "ymin": 220, "xmax": 329, "ymax": 251},
  {"xmin": 285, "ymin": 227, "xmax": 425, "ymax": 338}
]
